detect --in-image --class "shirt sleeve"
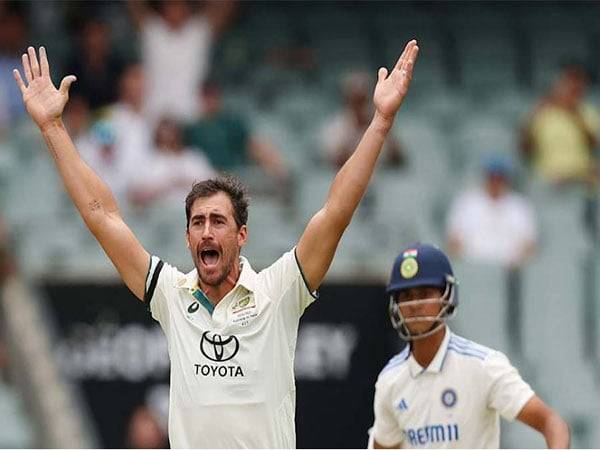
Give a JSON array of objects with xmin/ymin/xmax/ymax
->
[
  {"xmin": 582, "ymin": 104, "xmax": 600, "ymax": 137},
  {"xmin": 485, "ymin": 350, "xmax": 535, "ymax": 421},
  {"xmin": 372, "ymin": 378, "xmax": 404, "ymax": 447},
  {"xmin": 144, "ymin": 255, "xmax": 181, "ymax": 331},
  {"xmin": 517, "ymin": 198, "xmax": 538, "ymax": 243},
  {"xmin": 258, "ymin": 247, "xmax": 318, "ymax": 317},
  {"xmin": 446, "ymin": 191, "xmax": 469, "ymax": 240}
]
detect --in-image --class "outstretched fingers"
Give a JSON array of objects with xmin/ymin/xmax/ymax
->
[
  {"xmin": 13, "ymin": 69, "xmax": 26, "ymax": 94},
  {"xmin": 27, "ymin": 46, "xmax": 40, "ymax": 79},
  {"xmin": 401, "ymin": 43, "xmax": 419, "ymax": 76},
  {"xmin": 394, "ymin": 39, "xmax": 417, "ymax": 72},
  {"xmin": 39, "ymin": 46, "xmax": 50, "ymax": 78},
  {"xmin": 22, "ymin": 53, "xmax": 33, "ymax": 83}
]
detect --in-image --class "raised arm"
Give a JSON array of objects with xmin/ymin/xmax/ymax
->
[
  {"xmin": 13, "ymin": 47, "xmax": 150, "ymax": 300},
  {"xmin": 296, "ymin": 40, "xmax": 419, "ymax": 291}
]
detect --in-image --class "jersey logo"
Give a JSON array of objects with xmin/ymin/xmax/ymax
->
[
  {"xmin": 396, "ymin": 398, "xmax": 409, "ymax": 411},
  {"xmin": 200, "ymin": 331, "xmax": 240, "ymax": 362},
  {"xmin": 230, "ymin": 294, "xmax": 259, "ymax": 327},
  {"xmin": 232, "ymin": 295, "xmax": 254, "ymax": 312},
  {"xmin": 441, "ymin": 388, "xmax": 457, "ymax": 408}
]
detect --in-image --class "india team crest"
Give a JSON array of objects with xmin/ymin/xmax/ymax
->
[
  {"xmin": 441, "ymin": 388, "xmax": 457, "ymax": 408},
  {"xmin": 400, "ymin": 257, "xmax": 419, "ymax": 279}
]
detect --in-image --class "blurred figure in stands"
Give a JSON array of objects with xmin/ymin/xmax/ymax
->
[
  {"xmin": 125, "ymin": 405, "xmax": 168, "ymax": 449},
  {"xmin": 521, "ymin": 62, "xmax": 600, "ymax": 185},
  {"xmin": 446, "ymin": 154, "xmax": 538, "ymax": 267},
  {"xmin": 65, "ymin": 18, "xmax": 123, "ymax": 111},
  {"xmin": 321, "ymin": 71, "xmax": 406, "ymax": 169},
  {"xmin": 185, "ymin": 79, "xmax": 289, "ymax": 196},
  {"xmin": 0, "ymin": 5, "xmax": 28, "ymax": 131},
  {"xmin": 63, "ymin": 95, "xmax": 91, "ymax": 142},
  {"xmin": 128, "ymin": 0, "xmax": 237, "ymax": 125},
  {"xmin": 77, "ymin": 120, "xmax": 134, "ymax": 205},
  {"xmin": 102, "ymin": 63, "xmax": 153, "ymax": 180},
  {"xmin": 129, "ymin": 118, "xmax": 214, "ymax": 208}
]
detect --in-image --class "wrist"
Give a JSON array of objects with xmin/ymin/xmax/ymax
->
[
  {"xmin": 372, "ymin": 111, "xmax": 395, "ymax": 134},
  {"xmin": 40, "ymin": 118, "xmax": 65, "ymax": 134}
]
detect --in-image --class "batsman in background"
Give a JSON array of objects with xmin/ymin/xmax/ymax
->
[
  {"xmin": 14, "ymin": 41, "xmax": 419, "ymax": 448},
  {"xmin": 371, "ymin": 244, "xmax": 570, "ymax": 449}
]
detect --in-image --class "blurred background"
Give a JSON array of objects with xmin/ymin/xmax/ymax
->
[{"xmin": 1, "ymin": 0, "xmax": 600, "ymax": 447}]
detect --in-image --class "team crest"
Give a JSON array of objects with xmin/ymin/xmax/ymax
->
[
  {"xmin": 441, "ymin": 388, "xmax": 457, "ymax": 408},
  {"xmin": 400, "ymin": 257, "xmax": 419, "ymax": 279},
  {"xmin": 232, "ymin": 295, "xmax": 255, "ymax": 313}
]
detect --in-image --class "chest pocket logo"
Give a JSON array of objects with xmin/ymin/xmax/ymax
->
[
  {"xmin": 230, "ymin": 294, "xmax": 259, "ymax": 326},
  {"xmin": 200, "ymin": 331, "xmax": 240, "ymax": 362}
]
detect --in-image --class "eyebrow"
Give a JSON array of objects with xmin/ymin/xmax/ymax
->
[{"xmin": 190, "ymin": 212, "xmax": 228, "ymax": 222}]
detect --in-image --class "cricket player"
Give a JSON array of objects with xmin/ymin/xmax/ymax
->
[
  {"xmin": 13, "ymin": 41, "xmax": 419, "ymax": 448},
  {"xmin": 371, "ymin": 243, "xmax": 570, "ymax": 448}
]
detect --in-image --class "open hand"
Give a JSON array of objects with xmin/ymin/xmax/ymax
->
[
  {"xmin": 373, "ymin": 40, "xmax": 419, "ymax": 122},
  {"xmin": 13, "ymin": 46, "xmax": 76, "ymax": 129}
]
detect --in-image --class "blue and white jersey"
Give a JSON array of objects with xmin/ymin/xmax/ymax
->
[{"xmin": 372, "ymin": 327, "xmax": 534, "ymax": 448}]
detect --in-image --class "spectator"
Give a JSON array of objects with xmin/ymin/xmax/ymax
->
[
  {"xmin": 101, "ymin": 63, "xmax": 153, "ymax": 177},
  {"xmin": 129, "ymin": 118, "xmax": 215, "ymax": 208},
  {"xmin": 521, "ymin": 62, "xmax": 600, "ymax": 185},
  {"xmin": 78, "ymin": 120, "xmax": 133, "ymax": 205},
  {"xmin": 63, "ymin": 95, "xmax": 91, "ymax": 142},
  {"xmin": 321, "ymin": 71, "xmax": 406, "ymax": 169},
  {"xmin": 128, "ymin": 0, "xmax": 237, "ymax": 125},
  {"xmin": 65, "ymin": 19, "xmax": 123, "ymax": 111},
  {"xmin": 0, "ymin": 6, "xmax": 28, "ymax": 131},
  {"xmin": 125, "ymin": 405, "xmax": 168, "ymax": 449},
  {"xmin": 446, "ymin": 155, "xmax": 538, "ymax": 267},
  {"xmin": 185, "ymin": 79, "xmax": 289, "ymax": 188}
]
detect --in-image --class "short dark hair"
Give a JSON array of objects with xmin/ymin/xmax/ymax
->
[{"xmin": 185, "ymin": 175, "xmax": 249, "ymax": 229}]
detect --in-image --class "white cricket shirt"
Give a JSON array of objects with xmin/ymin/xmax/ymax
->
[
  {"xmin": 372, "ymin": 327, "xmax": 534, "ymax": 448},
  {"xmin": 145, "ymin": 248, "xmax": 317, "ymax": 448}
]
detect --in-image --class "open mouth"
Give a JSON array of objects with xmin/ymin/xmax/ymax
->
[{"xmin": 200, "ymin": 249, "xmax": 220, "ymax": 268}]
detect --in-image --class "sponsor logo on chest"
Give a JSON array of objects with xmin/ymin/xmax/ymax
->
[{"xmin": 194, "ymin": 331, "xmax": 245, "ymax": 378}]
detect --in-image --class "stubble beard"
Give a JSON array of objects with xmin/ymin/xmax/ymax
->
[{"xmin": 196, "ymin": 253, "xmax": 234, "ymax": 287}]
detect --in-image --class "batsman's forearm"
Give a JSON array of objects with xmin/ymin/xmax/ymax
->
[
  {"xmin": 324, "ymin": 112, "xmax": 392, "ymax": 226},
  {"xmin": 544, "ymin": 415, "xmax": 570, "ymax": 449},
  {"xmin": 40, "ymin": 120, "xmax": 120, "ymax": 230}
]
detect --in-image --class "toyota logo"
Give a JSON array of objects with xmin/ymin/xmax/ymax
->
[{"xmin": 200, "ymin": 331, "xmax": 240, "ymax": 362}]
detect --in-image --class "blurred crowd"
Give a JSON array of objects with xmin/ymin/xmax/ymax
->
[
  {"xmin": 0, "ymin": 0, "xmax": 293, "ymax": 212},
  {"xmin": 0, "ymin": 1, "xmax": 598, "ymax": 264}
]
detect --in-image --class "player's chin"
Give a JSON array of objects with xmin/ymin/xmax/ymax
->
[
  {"xmin": 198, "ymin": 266, "xmax": 223, "ymax": 286},
  {"xmin": 406, "ymin": 320, "xmax": 433, "ymax": 334}
]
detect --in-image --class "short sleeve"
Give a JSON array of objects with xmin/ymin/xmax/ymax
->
[
  {"xmin": 372, "ymin": 378, "xmax": 404, "ymax": 447},
  {"xmin": 258, "ymin": 247, "xmax": 318, "ymax": 317},
  {"xmin": 144, "ymin": 255, "xmax": 181, "ymax": 329},
  {"xmin": 582, "ymin": 104, "xmax": 600, "ymax": 137},
  {"xmin": 516, "ymin": 198, "xmax": 538, "ymax": 243},
  {"xmin": 485, "ymin": 351, "xmax": 535, "ymax": 421},
  {"xmin": 446, "ymin": 191, "xmax": 471, "ymax": 239}
]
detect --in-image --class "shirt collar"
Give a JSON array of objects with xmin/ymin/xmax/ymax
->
[
  {"xmin": 179, "ymin": 256, "xmax": 257, "ymax": 293},
  {"xmin": 408, "ymin": 326, "xmax": 452, "ymax": 378}
]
